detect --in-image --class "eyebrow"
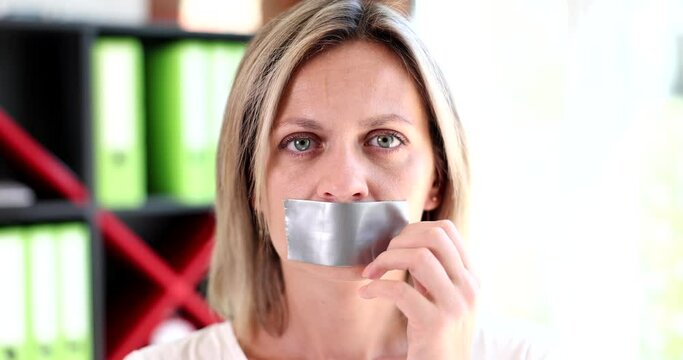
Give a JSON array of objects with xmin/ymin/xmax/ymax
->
[
  {"xmin": 276, "ymin": 113, "xmax": 414, "ymax": 131},
  {"xmin": 276, "ymin": 117, "xmax": 324, "ymax": 131},
  {"xmin": 360, "ymin": 113, "xmax": 414, "ymax": 128}
]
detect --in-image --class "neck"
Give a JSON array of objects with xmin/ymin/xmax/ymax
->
[{"xmin": 249, "ymin": 265, "xmax": 407, "ymax": 359}]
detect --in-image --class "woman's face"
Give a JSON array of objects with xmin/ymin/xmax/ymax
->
[{"xmin": 264, "ymin": 40, "xmax": 440, "ymax": 278}]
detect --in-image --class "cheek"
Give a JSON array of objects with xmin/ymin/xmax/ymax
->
[
  {"xmin": 369, "ymin": 150, "xmax": 435, "ymax": 221},
  {"xmin": 266, "ymin": 204, "xmax": 288, "ymax": 260},
  {"xmin": 266, "ymin": 159, "xmax": 318, "ymax": 205},
  {"xmin": 263, "ymin": 146, "xmax": 436, "ymax": 255},
  {"xmin": 263, "ymin": 158, "xmax": 314, "ymax": 260}
]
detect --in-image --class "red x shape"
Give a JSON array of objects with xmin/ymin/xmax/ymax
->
[{"xmin": 0, "ymin": 108, "xmax": 221, "ymax": 360}]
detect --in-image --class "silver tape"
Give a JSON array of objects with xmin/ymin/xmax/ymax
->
[{"xmin": 284, "ymin": 199, "xmax": 409, "ymax": 266}]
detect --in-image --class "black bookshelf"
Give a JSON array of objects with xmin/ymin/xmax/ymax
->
[
  {"xmin": 0, "ymin": 201, "xmax": 90, "ymax": 225},
  {"xmin": 0, "ymin": 19, "xmax": 252, "ymax": 41},
  {"xmin": 111, "ymin": 196, "xmax": 214, "ymax": 218},
  {"xmin": 0, "ymin": 19, "xmax": 246, "ymax": 360}
]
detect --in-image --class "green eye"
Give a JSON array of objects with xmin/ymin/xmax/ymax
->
[{"xmin": 293, "ymin": 138, "xmax": 311, "ymax": 151}]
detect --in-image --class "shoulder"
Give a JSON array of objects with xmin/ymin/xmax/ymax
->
[
  {"xmin": 123, "ymin": 322, "xmax": 246, "ymax": 360},
  {"xmin": 472, "ymin": 325, "xmax": 552, "ymax": 360}
]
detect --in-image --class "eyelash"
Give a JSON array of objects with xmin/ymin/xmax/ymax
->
[
  {"xmin": 278, "ymin": 130, "xmax": 408, "ymax": 157},
  {"xmin": 366, "ymin": 130, "xmax": 407, "ymax": 150},
  {"xmin": 278, "ymin": 132, "xmax": 321, "ymax": 158}
]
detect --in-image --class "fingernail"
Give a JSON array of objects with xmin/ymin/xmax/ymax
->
[
  {"xmin": 358, "ymin": 285, "xmax": 371, "ymax": 299},
  {"xmin": 361, "ymin": 265, "xmax": 372, "ymax": 278}
]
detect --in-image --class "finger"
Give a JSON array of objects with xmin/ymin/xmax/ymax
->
[
  {"xmin": 387, "ymin": 226, "xmax": 467, "ymax": 286},
  {"xmin": 364, "ymin": 247, "xmax": 456, "ymax": 307},
  {"xmin": 412, "ymin": 277, "xmax": 430, "ymax": 299},
  {"xmin": 459, "ymin": 270, "xmax": 480, "ymax": 308},
  {"xmin": 394, "ymin": 221, "xmax": 472, "ymax": 269},
  {"xmin": 359, "ymin": 279, "xmax": 435, "ymax": 327},
  {"xmin": 446, "ymin": 285, "xmax": 472, "ymax": 320},
  {"xmin": 432, "ymin": 220, "xmax": 473, "ymax": 271}
]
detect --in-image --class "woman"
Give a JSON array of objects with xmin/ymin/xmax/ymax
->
[{"xmin": 127, "ymin": 0, "xmax": 547, "ymax": 358}]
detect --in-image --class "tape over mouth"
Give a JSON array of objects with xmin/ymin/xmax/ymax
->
[{"xmin": 284, "ymin": 199, "xmax": 410, "ymax": 267}]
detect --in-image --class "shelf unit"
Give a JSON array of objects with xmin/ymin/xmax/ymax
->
[
  {"xmin": 0, "ymin": 20, "xmax": 250, "ymax": 360},
  {"xmin": 0, "ymin": 200, "xmax": 88, "ymax": 225}
]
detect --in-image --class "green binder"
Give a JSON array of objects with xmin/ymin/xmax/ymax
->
[
  {"xmin": 92, "ymin": 37, "xmax": 147, "ymax": 209},
  {"xmin": 0, "ymin": 227, "xmax": 30, "ymax": 360},
  {"xmin": 147, "ymin": 40, "xmax": 213, "ymax": 205},
  {"xmin": 26, "ymin": 224, "xmax": 60, "ymax": 360},
  {"xmin": 55, "ymin": 223, "xmax": 92, "ymax": 360},
  {"xmin": 207, "ymin": 41, "xmax": 246, "ymax": 200}
]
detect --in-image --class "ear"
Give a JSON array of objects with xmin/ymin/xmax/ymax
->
[{"xmin": 423, "ymin": 178, "xmax": 441, "ymax": 211}]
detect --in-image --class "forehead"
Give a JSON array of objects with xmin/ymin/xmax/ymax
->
[{"xmin": 275, "ymin": 40, "xmax": 426, "ymax": 127}]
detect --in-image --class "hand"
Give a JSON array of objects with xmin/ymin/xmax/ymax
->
[{"xmin": 359, "ymin": 220, "xmax": 479, "ymax": 360}]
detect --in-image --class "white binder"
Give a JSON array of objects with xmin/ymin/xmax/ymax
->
[
  {"xmin": 0, "ymin": 227, "xmax": 29, "ymax": 360},
  {"xmin": 27, "ymin": 224, "xmax": 59, "ymax": 359}
]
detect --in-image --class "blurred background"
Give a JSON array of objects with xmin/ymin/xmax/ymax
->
[
  {"xmin": 412, "ymin": 1, "xmax": 682, "ymax": 360},
  {"xmin": 0, "ymin": 0, "xmax": 681, "ymax": 359}
]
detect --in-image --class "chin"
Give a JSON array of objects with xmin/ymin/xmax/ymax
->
[{"xmin": 285, "ymin": 260, "xmax": 367, "ymax": 282}]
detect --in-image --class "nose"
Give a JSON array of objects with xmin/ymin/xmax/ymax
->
[{"xmin": 315, "ymin": 146, "xmax": 369, "ymax": 202}]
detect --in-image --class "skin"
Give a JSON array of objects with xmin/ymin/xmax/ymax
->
[{"xmin": 247, "ymin": 40, "xmax": 478, "ymax": 359}]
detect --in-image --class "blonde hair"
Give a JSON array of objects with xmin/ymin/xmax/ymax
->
[{"xmin": 209, "ymin": 0, "xmax": 470, "ymax": 340}]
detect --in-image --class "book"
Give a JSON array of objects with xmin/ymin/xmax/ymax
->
[
  {"xmin": 147, "ymin": 40, "xmax": 213, "ymax": 204},
  {"xmin": 25, "ymin": 224, "xmax": 59, "ymax": 360},
  {"xmin": 55, "ymin": 222, "xmax": 92, "ymax": 360},
  {"xmin": 0, "ymin": 227, "xmax": 30, "ymax": 360},
  {"xmin": 206, "ymin": 41, "xmax": 246, "ymax": 199},
  {"xmin": 92, "ymin": 37, "xmax": 146, "ymax": 209}
]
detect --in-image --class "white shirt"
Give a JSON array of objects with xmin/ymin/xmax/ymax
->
[{"xmin": 125, "ymin": 321, "xmax": 549, "ymax": 359}]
